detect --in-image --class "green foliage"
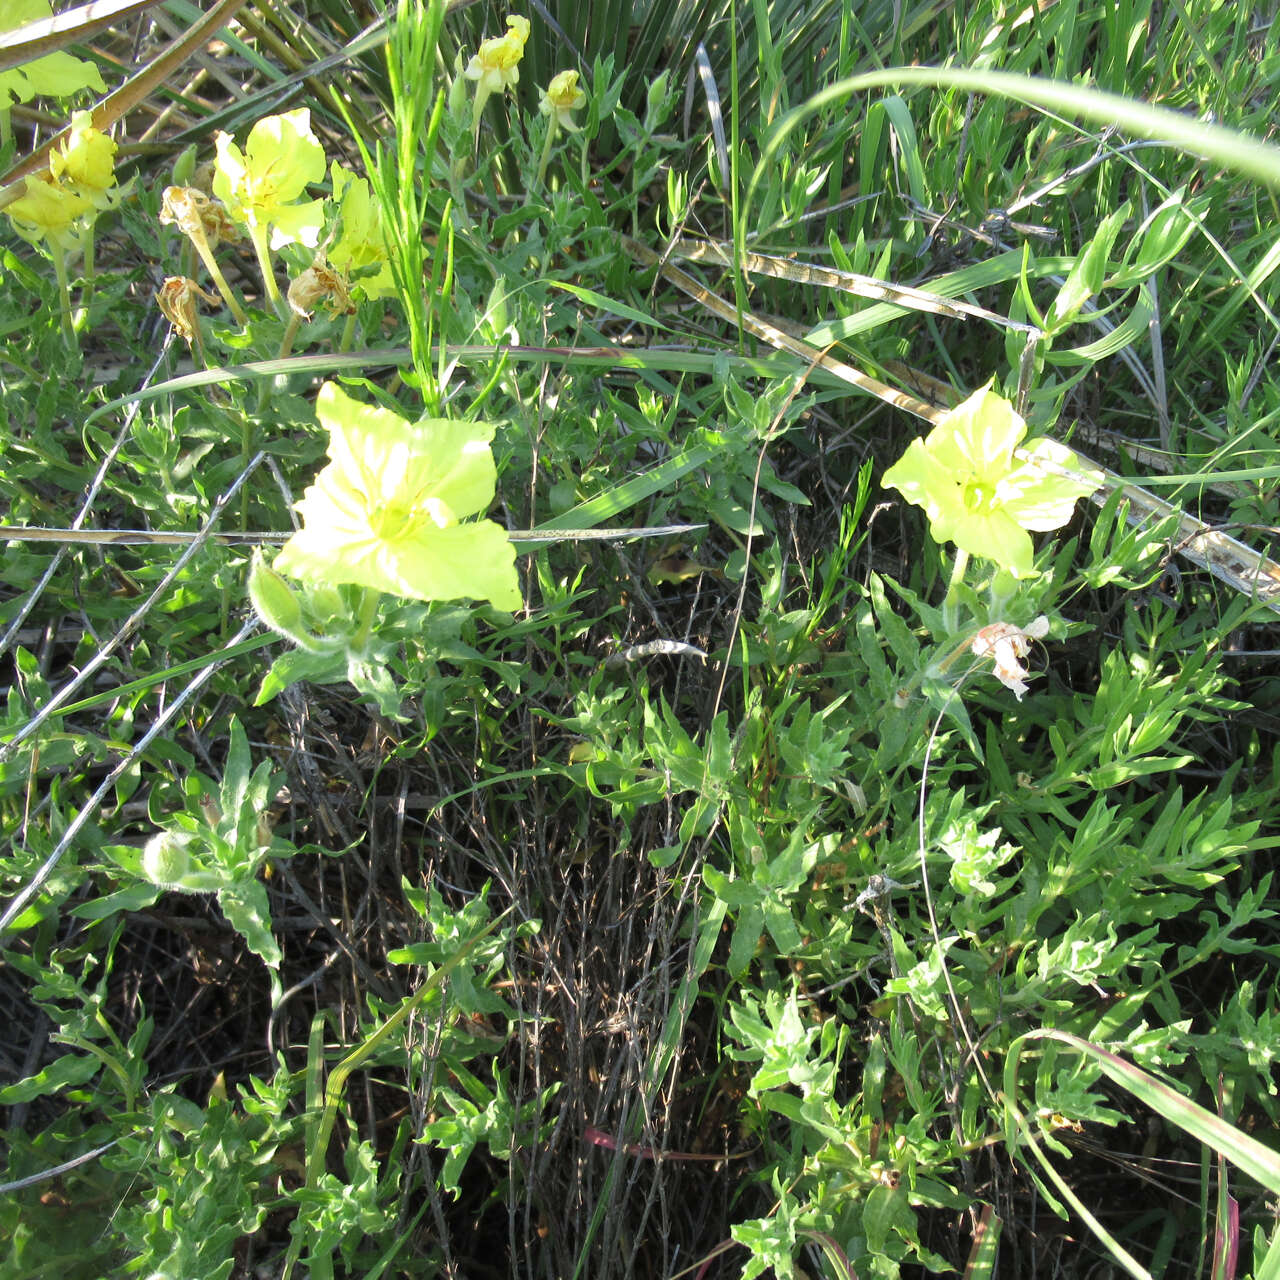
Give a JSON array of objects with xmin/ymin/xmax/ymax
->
[{"xmin": 3, "ymin": 0, "xmax": 1280, "ymax": 1276}]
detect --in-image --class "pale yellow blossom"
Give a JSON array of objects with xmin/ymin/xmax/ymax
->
[
  {"xmin": 464, "ymin": 14, "xmax": 530, "ymax": 134},
  {"xmin": 540, "ymin": 70, "xmax": 585, "ymax": 131}
]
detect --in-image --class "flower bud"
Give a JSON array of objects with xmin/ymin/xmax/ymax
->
[
  {"xmin": 248, "ymin": 551, "xmax": 319, "ymax": 650},
  {"xmin": 142, "ymin": 831, "xmax": 193, "ymax": 888}
]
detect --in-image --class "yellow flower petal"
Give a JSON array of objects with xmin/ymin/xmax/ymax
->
[
  {"xmin": 883, "ymin": 383, "xmax": 1102, "ymax": 577},
  {"xmin": 274, "ymin": 382, "xmax": 520, "ymax": 610},
  {"xmin": 212, "ymin": 109, "xmax": 325, "ymax": 245},
  {"xmin": 49, "ymin": 111, "xmax": 117, "ymax": 198}
]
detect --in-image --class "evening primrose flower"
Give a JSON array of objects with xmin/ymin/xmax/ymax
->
[
  {"xmin": 536, "ymin": 68, "xmax": 586, "ymax": 184},
  {"xmin": 274, "ymin": 382, "xmax": 521, "ymax": 610},
  {"xmin": 212, "ymin": 109, "xmax": 325, "ymax": 304},
  {"xmin": 6, "ymin": 174, "xmax": 90, "ymax": 251},
  {"xmin": 328, "ymin": 161, "xmax": 394, "ymax": 301},
  {"xmin": 465, "ymin": 14, "xmax": 530, "ymax": 134},
  {"xmin": 883, "ymin": 384, "xmax": 1103, "ymax": 578},
  {"xmin": 49, "ymin": 111, "xmax": 117, "ymax": 204},
  {"xmin": 540, "ymin": 70, "xmax": 585, "ymax": 131}
]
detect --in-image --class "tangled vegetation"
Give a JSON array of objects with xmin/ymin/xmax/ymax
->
[{"xmin": 1, "ymin": 1, "xmax": 1279, "ymax": 1277}]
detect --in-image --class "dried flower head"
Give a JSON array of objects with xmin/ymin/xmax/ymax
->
[
  {"xmin": 156, "ymin": 275, "xmax": 219, "ymax": 343},
  {"xmin": 969, "ymin": 616, "xmax": 1050, "ymax": 700},
  {"xmin": 157, "ymin": 186, "xmax": 247, "ymax": 325},
  {"xmin": 160, "ymin": 186, "xmax": 240, "ymax": 253},
  {"xmin": 288, "ymin": 258, "xmax": 355, "ymax": 319}
]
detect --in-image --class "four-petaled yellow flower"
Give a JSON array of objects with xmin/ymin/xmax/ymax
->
[
  {"xmin": 213, "ymin": 108, "xmax": 326, "ymax": 249},
  {"xmin": 540, "ymin": 70, "xmax": 585, "ymax": 132},
  {"xmin": 465, "ymin": 14, "xmax": 530, "ymax": 133},
  {"xmin": 274, "ymin": 382, "xmax": 521, "ymax": 610},
  {"xmin": 213, "ymin": 109, "xmax": 325, "ymax": 305},
  {"xmin": 882, "ymin": 383, "xmax": 1102, "ymax": 578}
]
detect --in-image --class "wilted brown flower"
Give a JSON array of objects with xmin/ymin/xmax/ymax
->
[
  {"xmin": 287, "ymin": 257, "xmax": 355, "ymax": 319},
  {"xmin": 160, "ymin": 185, "xmax": 240, "ymax": 251},
  {"xmin": 156, "ymin": 275, "xmax": 219, "ymax": 343},
  {"xmin": 969, "ymin": 616, "xmax": 1049, "ymax": 701},
  {"xmin": 158, "ymin": 186, "xmax": 247, "ymax": 325}
]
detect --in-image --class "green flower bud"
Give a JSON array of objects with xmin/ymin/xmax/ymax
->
[
  {"xmin": 248, "ymin": 551, "xmax": 318, "ymax": 649},
  {"xmin": 141, "ymin": 831, "xmax": 193, "ymax": 888}
]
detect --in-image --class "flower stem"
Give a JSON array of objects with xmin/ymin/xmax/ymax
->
[
  {"xmin": 248, "ymin": 222, "xmax": 283, "ymax": 309},
  {"xmin": 49, "ymin": 245, "xmax": 76, "ymax": 346},
  {"xmin": 192, "ymin": 234, "xmax": 248, "ymax": 326},
  {"xmin": 277, "ymin": 312, "xmax": 303, "ymax": 361},
  {"xmin": 77, "ymin": 226, "xmax": 96, "ymax": 326},
  {"xmin": 351, "ymin": 589, "xmax": 382, "ymax": 651},
  {"xmin": 942, "ymin": 547, "xmax": 970, "ymax": 634},
  {"xmin": 535, "ymin": 118, "xmax": 558, "ymax": 189},
  {"xmin": 338, "ymin": 310, "xmax": 358, "ymax": 353}
]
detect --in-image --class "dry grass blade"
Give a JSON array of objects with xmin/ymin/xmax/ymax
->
[
  {"xmin": 0, "ymin": 523, "xmax": 704, "ymax": 546},
  {"xmin": 0, "ymin": 0, "xmax": 246, "ymax": 205},
  {"xmin": 0, "ymin": 0, "xmax": 163, "ymax": 74},
  {"xmin": 671, "ymin": 237, "xmax": 1035, "ymax": 331},
  {"xmin": 632, "ymin": 235, "xmax": 1280, "ymax": 613},
  {"xmin": 686, "ymin": 45, "xmax": 728, "ymax": 196},
  {"xmin": 624, "ymin": 235, "xmax": 944, "ymax": 423},
  {"xmin": 1088, "ymin": 465, "xmax": 1280, "ymax": 616}
]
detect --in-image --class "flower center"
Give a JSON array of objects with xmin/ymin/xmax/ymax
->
[
  {"xmin": 369, "ymin": 495, "xmax": 455, "ymax": 542},
  {"xmin": 961, "ymin": 477, "xmax": 998, "ymax": 515}
]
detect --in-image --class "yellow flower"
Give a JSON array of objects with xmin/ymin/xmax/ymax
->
[
  {"xmin": 213, "ymin": 108, "xmax": 325, "ymax": 306},
  {"xmin": 328, "ymin": 162, "xmax": 395, "ymax": 301},
  {"xmin": 466, "ymin": 14, "xmax": 530, "ymax": 95},
  {"xmin": 883, "ymin": 384, "xmax": 1102, "ymax": 578},
  {"xmin": 212, "ymin": 108, "xmax": 325, "ymax": 251},
  {"xmin": 6, "ymin": 174, "xmax": 90, "ymax": 250},
  {"xmin": 49, "ymin": 111, "xmax": 117, "ymax": 202},
  {"xmin": 464, "ymin": 14, "xmax": 530, "ymax": 133},
  {"xmin": 540, "ymin": 70, "xmax": 585, "ymax": 132},
  {"xmin": 274, "ymin": 383, "xmax": 521, "ymax": 610}
]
